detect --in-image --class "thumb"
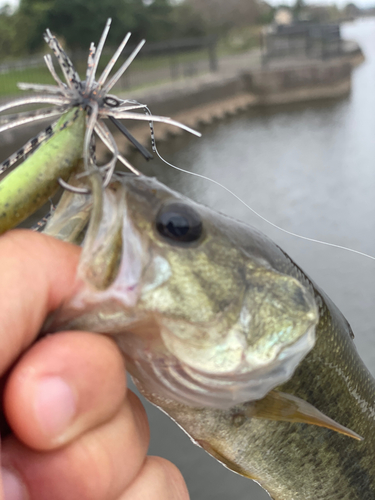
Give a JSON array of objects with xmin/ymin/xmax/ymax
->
[{"xmin": 0, "ymin": 229, "xmax": 80, "ymax": 376}]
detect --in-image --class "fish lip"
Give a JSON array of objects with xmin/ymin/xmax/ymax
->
[
  {"xmin": 124, "ymin": 275, "xmax": 319, "ymax": 409},
  {"xmin": 135, "ymin": 281, "xmax": 319, "ymax": 409},
  {"xmin": 77, "ymin": 183, "xmax": 148, "ymax": 307},
  {"xmin": 48, "ymin": 188, "xmax": 149, "ymax": 329},
  {"xmin": 127, "ymin": 322, "xmax": 317, "ymax": 409}
]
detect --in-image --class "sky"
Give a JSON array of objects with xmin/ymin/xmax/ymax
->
[
  {"xmin": 0, "ymin": 0, "xmax": 18, "ymax": 9},
  {"xmin": 266, "ymin": 0, "xmax": 375, "ymax": 6},
  {"xmin": 1, "ymin": 0, "xmax": 375, "ymax": 12}
]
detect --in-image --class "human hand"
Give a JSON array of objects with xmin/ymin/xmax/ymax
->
[{"xmin": 0, "ymin": 230, "xmax": 189, "ymax": 500}]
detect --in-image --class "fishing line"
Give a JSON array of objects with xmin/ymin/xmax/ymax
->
[{"xmin": 143, "ymin": 106, "xmax": 375, "ymax": 263}]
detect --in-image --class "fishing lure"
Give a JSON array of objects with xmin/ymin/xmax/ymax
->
[{"xmin": 0, "ymin": 18, "xmax": 200, "ymax": 234}]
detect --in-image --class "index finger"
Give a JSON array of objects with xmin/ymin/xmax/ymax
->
[{"xmin": 0, "ymin": 229, "xmax": 80, "ymax": 375}]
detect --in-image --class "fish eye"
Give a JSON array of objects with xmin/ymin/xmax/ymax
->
[{"xmin": 155, "ymin": 203, "xmax": 203, "ymax": 245}]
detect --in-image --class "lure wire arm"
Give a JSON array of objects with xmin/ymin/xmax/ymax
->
[
  {"xmin": 94, "ymin": 120, "xmax": 141, "ymax": 176},
  {"xmin": 0, "ymin": 107, "xmax": 67, "ymax": 134},
  {"xmin": 58, "ymin": 178, "xmax": 90, "ymax": 195},
  {"xmin": 108, "ymin": 115, "xmax": 153, "ymax": 160}
]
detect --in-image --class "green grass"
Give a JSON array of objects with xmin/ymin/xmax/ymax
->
[
  {"xmin": 0, "ymin": 66, "xmax": 56, "ymax": 98},
  {"xmin": 0, "ymin": 35, "xmax": 261, "ymax": 100},
  {"xmin": 0, "ymin": 47, "xmax": 216, "ymax": 99}
]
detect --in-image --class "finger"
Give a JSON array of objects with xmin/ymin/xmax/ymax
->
[
  {"xmin": 2, "ymin": 392, "xmax": 150, "ymax": 500},
  {"xmin": 4, "ymin": 331, "xmax": 126, "ymax": 450},
  {"xmin": 119, "ymin": 456, "xmax": 190, "ymax": 500},
  {"xmin": 0, "ymin": 230, "xmax": 80, "ymax": 374}
]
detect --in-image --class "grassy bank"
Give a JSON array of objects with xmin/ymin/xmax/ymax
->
[{"xmin": 0, "ymin": 48, "xmax": 219, "ymax": 98}]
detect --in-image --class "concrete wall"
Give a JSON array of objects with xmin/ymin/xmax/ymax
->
[
  {"xmin": 128, "ymin": 73, "xmax": 249, "ymax": 117},
  {"xmin": 128, "ymin": 42, "xmax": 363, "ymax": 119},
  {"xmin": 0, "ymin": 44, "xmax": 364, "ymax": 158},
  {"xmin": 243, "ymin": 59, "xmax": 353, "ymax": 105}
]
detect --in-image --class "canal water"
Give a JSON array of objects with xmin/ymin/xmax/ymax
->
[{"xmin": 131, "ymin": 17, "xmax": 375, "ymax": 500}]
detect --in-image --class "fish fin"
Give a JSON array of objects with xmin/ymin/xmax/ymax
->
[
  {"xmin": 245, "ymin": 391, "xmax": 363, "ymax": 441},
  {"xmin": 196, "ymin": 439, "xmax": 258, "ymax": 481}
]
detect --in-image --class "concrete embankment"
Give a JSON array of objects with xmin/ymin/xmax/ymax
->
[
  {"xmin": 0, "ymin": 41, "xmax": 364, "ymax": 161},
  {"xmin": 111, "ymin": 41, "xmax": 363, "ymax": 156}
]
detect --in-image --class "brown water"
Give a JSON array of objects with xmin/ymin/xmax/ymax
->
[{"xmin": 130, "ymin": 17, "xmax": 375, "ymax": 500}]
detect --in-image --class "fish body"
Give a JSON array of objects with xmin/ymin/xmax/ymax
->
[
  {"xmin": 45, "ymin": 173, "xmax": 375, "ymax": 500},
  {"xmin": 141, "ymin": 287, "xmax": 375, "ymax": 500}
]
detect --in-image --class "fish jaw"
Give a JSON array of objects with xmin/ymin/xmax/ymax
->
[
  {"xmin": 49, "ymin": 174, "xmax": 319, "ymax": 409},
  {"xmin": 47, "ymin": 177, "xmax": 149, "ymax": 332},
  {"xmin": 128, "ymin": 274, "xmax": 318, "ymax": 409}
]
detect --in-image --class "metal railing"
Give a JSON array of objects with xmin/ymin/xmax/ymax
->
[
  {"xmin": 0, "ymin": 35, "xmax": 218, "ymax": 99},
  {"xmin": 261, "ymin": 23, "xmax": 344, "ymax": 63}
]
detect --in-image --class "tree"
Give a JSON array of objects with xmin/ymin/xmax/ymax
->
[
  {"xmin": 16, "ymin": 0, "xmax": 54, "ymax": 52},
  {"xmin": 138, "ymin": 0, "xmax": 174, "ymax": 41},
  {"xmin": 170, "ymin": 2, "xmax": 207, "ymax": 38},
  {"xmin": 0, "ymin": 5, "xmax": 37, "ymax": 57},
  {"xmin": 16, "ymin": 0, "xmax": 142, "ymax": 51},
  {"xmin": 0, "ymin": 0, "xmax": 213, "ymax": 57},
  {"xmin": 185, "ymin": 0, "xmax": 259, "ymax": 32}
]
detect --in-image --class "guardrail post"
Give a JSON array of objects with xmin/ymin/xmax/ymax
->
[{"xmin": 208, "ymin": 39, "xmax": 218, "ymax": 72}]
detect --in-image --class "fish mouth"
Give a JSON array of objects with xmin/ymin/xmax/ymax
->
[
  {"xmin": 126, "ymin": 269, "xmax": 319, "ymax": 409},
  {"xmin": 122, "ymin": 320, "xmax": 316, "ymax": 409}
]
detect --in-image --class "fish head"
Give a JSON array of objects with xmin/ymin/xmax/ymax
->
[{"xmin": 49, "ymin": 173, "xmax": 319, "ymax": 409}]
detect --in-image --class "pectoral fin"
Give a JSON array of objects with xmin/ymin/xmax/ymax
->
[
  {"xmin": 196, "ymin": 439, "xmax": 258, "ymax": 481},
  {"xmin": 245, "ymin": 391, "xmax": 362, "ymax": 441}
]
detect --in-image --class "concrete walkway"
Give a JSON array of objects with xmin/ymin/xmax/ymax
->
[
  {"xmin": 112, "ymin": 40, "xmax": 362, "ymax": 155},
  {"xmin": 125, "ymin": 48, "xmax": 262, "ymax": 106}
]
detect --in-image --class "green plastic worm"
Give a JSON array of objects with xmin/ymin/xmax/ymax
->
[{"xmin": 0, "ymin": 107, "xmax": 86, "ymax": 235}]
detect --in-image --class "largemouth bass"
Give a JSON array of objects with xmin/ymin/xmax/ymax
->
[{"xmin": 43, "ymin": 172, "xmax": 375, "ymax": 500}]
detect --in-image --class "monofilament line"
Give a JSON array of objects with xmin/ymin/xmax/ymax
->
[{"xmin": 143, "ymin": 107, "xmax": 375, "ymax": 263}]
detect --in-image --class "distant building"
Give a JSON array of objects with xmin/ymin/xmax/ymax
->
[
  {"xmin": 344, "ymin": 2, "xmax": 361, "ymax": 19},
  {"xmin": 274, "ymin": 8, "xmax": 293, "ymax": 25},
  {"xmin": 263, "ymin": 22, "xmax": 343, "ymax": 62}
]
